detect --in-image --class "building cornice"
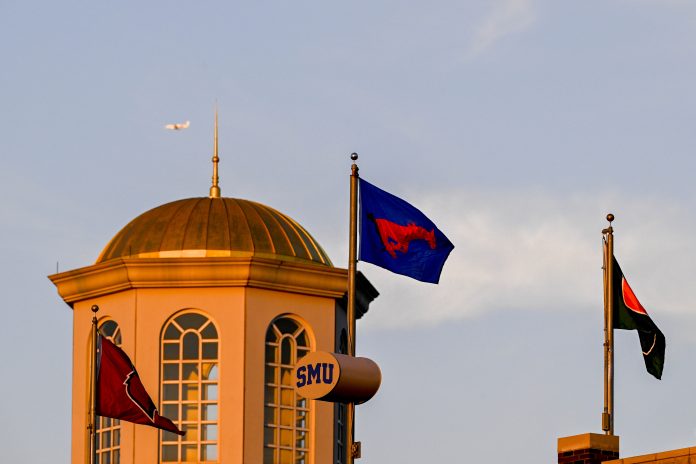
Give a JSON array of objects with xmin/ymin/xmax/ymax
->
[{"xmin": 48, "ymin": 257, "xmax": 350, "ymax": 307}]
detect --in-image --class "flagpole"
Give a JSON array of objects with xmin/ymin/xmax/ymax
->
[
  {"xmin": 346, "ymin": 152, "xmax": 359, "ymax": 464},
  {"xmin": 90, "ymin": 304, "xmax": 100, "ymax": 464},
  {"xmin": 602, "ymin": 214, "xmax": 615, "ymax": 435}
]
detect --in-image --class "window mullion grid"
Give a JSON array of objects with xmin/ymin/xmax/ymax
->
[
  {"xmin": 161, "ymin": 315, "xmax": 220, "ymax": 463},
  {"xmin": 180, "ymin": 355, "xmax": 199, "ymax": 461},
  {"xmin": 198, "ymin": 354, "xmax": 218, "ymax": 462},
  {"xmin": 264, "ymin": 340, "xmax": 279, "ymax": 463},
  {"xmin": 96, "ymin": 415, "xmax": 120, "ymax": 463},
  {"xmin": 289, "ymin": 337, "xmax": 298, "ymax": 461},
  {"xmin": 263, "ymin": 320, "xmax": 311, "ymax": 464},
  {"xmin": 96, "ymin": 324, "xmax": 122, "ymax": 464}
]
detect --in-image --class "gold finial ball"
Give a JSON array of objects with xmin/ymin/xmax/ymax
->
[
  {"xmin": 606, "ymin": 213, "xmax": 614, "ymax": 223},
  {"xmin": 91, "ymin": 304, "xmax": 100, "ymax": 313},
  {"xmin": 350, "ymin": 152, "xmax": 358, "ymax": 161}
]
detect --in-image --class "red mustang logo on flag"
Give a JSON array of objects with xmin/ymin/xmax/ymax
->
[
  {"xmin": 359, "ymin": 178, "xmax": 454, "ymax": 283},
  {"xmin": 370, "ymin": 214, "xmax": 436, "ymax": 258},
  {"xmin": 97, "ymin": 335, "xmax": 183, "ymax": 435}
]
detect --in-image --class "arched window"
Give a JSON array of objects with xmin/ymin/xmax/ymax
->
[
  {"xmin": 160, "ymin": 312, "xmax": 219, "ymax": 463},
  {"xmin": 97, "ymin": 320, "xmax": 122, "ymax": 464},
  {"xmin": 263, "ymin": 317, "xmax": 312, "ymax": 464}
]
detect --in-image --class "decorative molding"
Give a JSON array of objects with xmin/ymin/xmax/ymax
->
[{"xmin": 49, "ymin": 257, "xmax": 351, "ymax": 307}]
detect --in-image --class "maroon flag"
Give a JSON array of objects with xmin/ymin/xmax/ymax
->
[{"xmin": 97, "ymin": 335, "xmax": 184, "ymax": 435}]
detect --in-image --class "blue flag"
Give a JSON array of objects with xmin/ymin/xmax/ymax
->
[{"xmin": 359, "ymin": 178, "xmax": 454, "ymax": 283}]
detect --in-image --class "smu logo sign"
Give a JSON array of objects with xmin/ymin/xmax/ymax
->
[
  {"xmin": 294, "ymin": 351, "xmax": 382, "ymax": 404},
  {"xmin": 294, "ymin": 351, "xmax": 341, "ymax": 400},
  {"xmin": 296, "ymin": 363, "xmax": 335, "ymax": 388}
]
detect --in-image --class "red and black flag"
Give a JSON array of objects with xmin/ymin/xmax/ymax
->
[
  {"xmin": 611, "ymin": 257, "xmax": 666, "ymax": 379},
  {"xmin": 97, "ymin": 335, "xmax": 184, "ymax": 435}
]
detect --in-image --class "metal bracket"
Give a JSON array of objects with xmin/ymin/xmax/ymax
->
[
  {"xmin": 602, "ymin": 412, "xmax": 611, "ymax": 432},
  {"xmin": 351, "ymin": 441, "xmax": 362, "ymax": 459}
]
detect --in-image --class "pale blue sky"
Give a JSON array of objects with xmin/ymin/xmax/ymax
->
[{"xmin": 3, "ymin": 1, "xmax": 696, "ymax": 462}]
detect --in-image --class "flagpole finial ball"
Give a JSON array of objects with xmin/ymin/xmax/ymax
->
[
  {"xmin": 607, "ymin": 213, "xmax": 614, "ymax": 223},
  {"xmin": 350, "ymin": 153, "xmax": 358, "ymax": 161},
  {"xmin": 91, "ymin": 305, "xmax": 99, "ymax": 313}
]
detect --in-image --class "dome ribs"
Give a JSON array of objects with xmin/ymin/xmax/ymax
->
[
  {"xmin": 283, "ymin": 214, "xmax": 331, "ymax": 265},
  {"xmin": 158, "ymin": 199, "xmax": 198, "ymax": 254},
  {"xmin": 181, "ymin": 198, "xmax": 211, "ymax": 251},
  {"xmin": 96, "ymin": 218, "xmax": 135, "ymax": 262},
  {"xmin": 222, "ymin": 198, "xmax": 254, "ymax": 253},
  {"xmin": 136, "ymin": 201, "xmax": 177, "ymax": 255},
  {"xmin": 248, "ymin": 202, "xmax": 294, "ymax": 259},
  {"xmin": 95, "ymin": 197, "xmax": 332, "ymax": 266},
  {"xmin": 272, "ymin": 210, "xmax": 313, "ymax": 261},
  {"xmin": 236, "ymin": 199, "xmax": 274, "ymax": 254},
  {"xmin": 207, "ymin": 198, "xmax": 231, "ymax": 253}
]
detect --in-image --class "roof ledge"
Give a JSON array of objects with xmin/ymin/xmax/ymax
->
[{"xmin": 48, "ymin": 257, "xmax": 350, "ymax": 307}]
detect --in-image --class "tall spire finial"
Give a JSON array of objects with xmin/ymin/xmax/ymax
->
[{"xmin": 209, "ymin": 104, "xmax": 221, "ymax": 198}]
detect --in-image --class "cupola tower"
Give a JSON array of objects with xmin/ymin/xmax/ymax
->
[{"xmin": 49, "ymin": 125, "xmax": 378, "ymax": 464}]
